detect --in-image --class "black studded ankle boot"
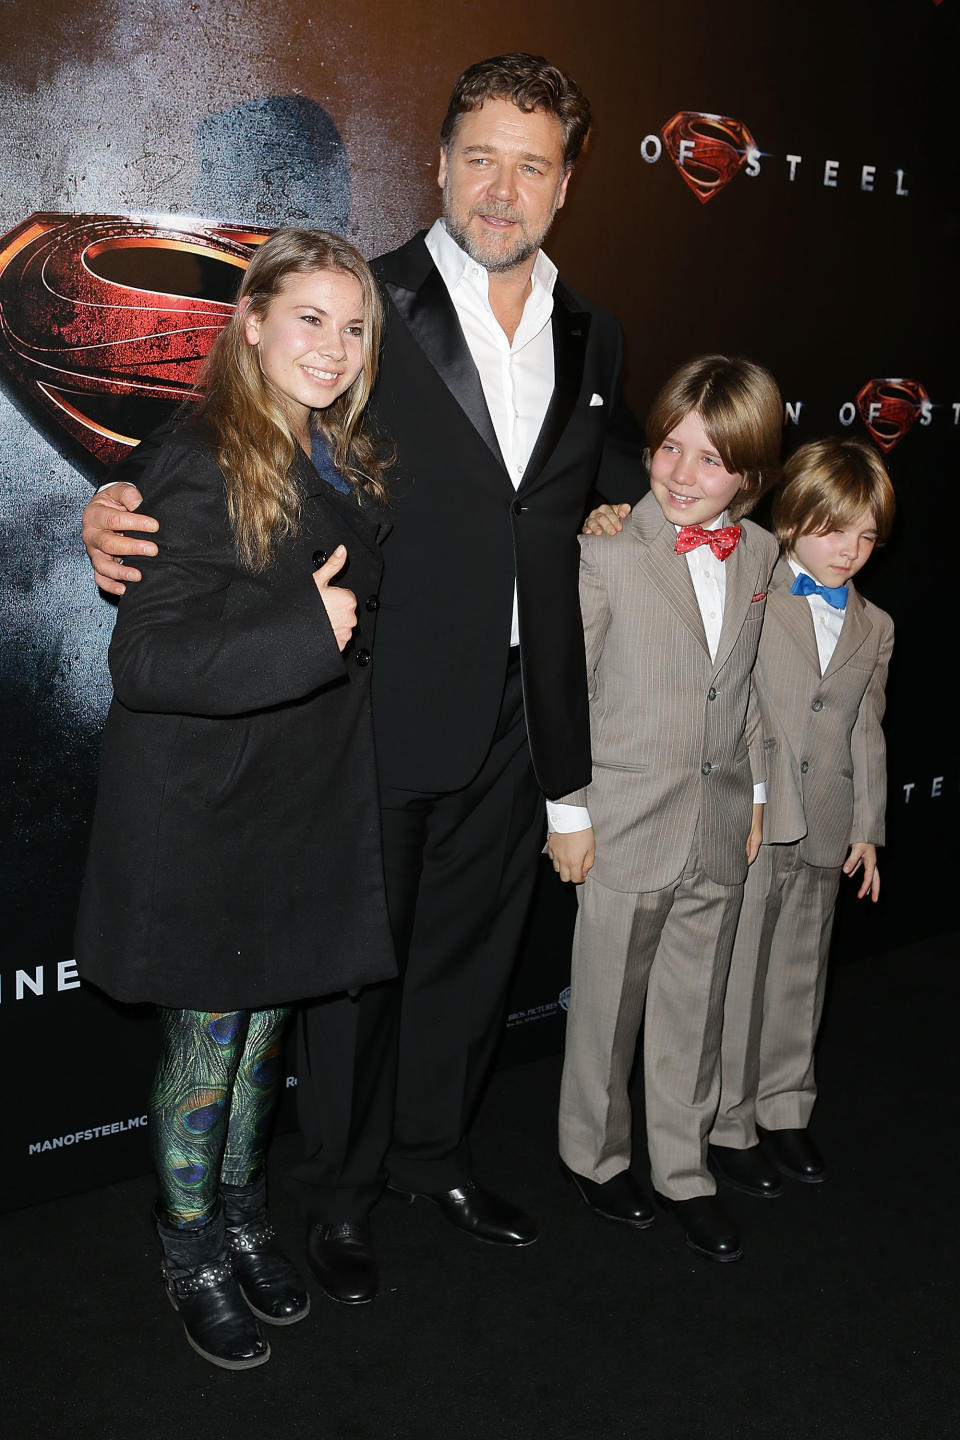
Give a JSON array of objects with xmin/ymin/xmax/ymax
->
[
  {"xmin": 220, "ymin": 1175, "xmax": 310, "ymax": 1325},
  {"xmin": 157, "ymin": 1202, "xmax": 270, "ymax": 1369}
]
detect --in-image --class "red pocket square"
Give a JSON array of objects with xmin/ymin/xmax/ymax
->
[{"xmin": 751, "ymin": 591, "xmax": 767, "ymax": 602}]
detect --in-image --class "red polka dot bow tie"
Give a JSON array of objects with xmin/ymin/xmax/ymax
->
[{"xmin": 675, "ymin": 523, "xmax": 742, "ymax": 561}]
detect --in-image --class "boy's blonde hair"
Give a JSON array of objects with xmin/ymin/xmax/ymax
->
[
  {"xmin": 645, "ymin": 355, "xmax": 783, "ymax": 520},
  {"xmin": 772, "ymin": 437, "xmax": 895, "ymax": 548}
]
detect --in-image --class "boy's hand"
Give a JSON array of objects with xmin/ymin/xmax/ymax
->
[
  {"xmin": 582, "ymin": 502, "xmax": 632, "ymax": 536},
  {"xmin": 82, "ymin": 482, "xmax": 158, "ymax": 595},
  {"xmin": 547, "ymin": 828, "xmax": 595, "ymax": 884},
  {"xmin": 844, "ymin": 842, "xmax": 880, "ymax": 901},
  {"xmin": 746, "ymin": 802, "xmax": 764, "ymax": 864}
]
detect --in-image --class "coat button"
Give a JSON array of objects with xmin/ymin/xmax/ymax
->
[
  {"xmin": 365, "ymin": 595, "xmax": 380, "ymax": 612},
  {"xmin": 355, "ymin": 648, "xmax": 372, "ymax": 667},
  {"xmin": 512, "ymin": 500, "xmax": 524, "ymax": 515},
  {"xmin": 701, "ymin": 762, "xmax": 712, "ymax": 776},
  {"xmin": 312, "ymin": 549, "xmax": 328, "ymax": 569},
  {"xmin": 811, "ymin": 699, "xmax": 824, "ymax": 712},
  {"xmin": 800, "ymin": 760, "xmax": 809, "ymax": 774},
  {"xmin": 707, "ymin": 687, "xmax": 717, "ymax": 701}
]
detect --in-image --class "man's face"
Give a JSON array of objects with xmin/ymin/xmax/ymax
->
[{"xmin": 438, "ymin": 97, "xmax": 571, "ymax": 273}]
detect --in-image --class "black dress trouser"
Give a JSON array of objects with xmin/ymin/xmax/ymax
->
[{"xmin": 294, "ymin": 651, "xmax": 544, "ymax": 1222}]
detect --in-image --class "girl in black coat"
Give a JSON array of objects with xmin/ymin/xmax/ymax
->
[{"xmin": 75, "ymin": 228, "xmax": 395, "ymax": 1370}]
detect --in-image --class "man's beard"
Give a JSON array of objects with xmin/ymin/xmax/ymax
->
[{"xmin": 442, "ymin": 185, "xmax": 560, "ymax": 274}]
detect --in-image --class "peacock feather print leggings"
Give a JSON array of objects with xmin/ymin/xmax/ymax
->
[{"xmin": 150, "ymin": 1006, "xmax": 291, "ymax": 1226}]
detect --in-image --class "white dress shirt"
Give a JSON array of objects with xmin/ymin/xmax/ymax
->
[
  {"xmin": 425, "ymin": 219, "xmax": 557, "ymax": 646},
  {"xmin": 786, "ymin": 556, "xmax": 845, "ymax": 675},
  {"xmin": 547, "ymin": 514, "xmax": 764, "ymax": 834}
]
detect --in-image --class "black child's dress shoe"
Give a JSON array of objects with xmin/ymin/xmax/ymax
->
[
  {"xmin": 758, "ymin": 1126, "xmax": 825, "ymax": 1183},
  {"xmin": 656, "ymin": 1193, "xmax": 743, "ymax": 1263},
  {"xmin": 389, "ymin": 1181, "xmax": 538, "ymax": 1246},
  {"xmin": 560, "ymin": 1161, "xmax": 655, "ymax": 1229},
  {"xmin": 306, "ymin": 1219, "xmax": 378, "ymax": 1304},
  {"xmin": 708, "ymin": 1143, "xmax": 783, "ymax": 1199}
]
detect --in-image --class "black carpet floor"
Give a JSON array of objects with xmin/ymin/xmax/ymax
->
[{"xmin": 3, "ymin": 931, "xmax": 958, "ymax": 1440}]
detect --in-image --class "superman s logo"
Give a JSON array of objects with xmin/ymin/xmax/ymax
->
[
  {"xmin": 0, "ymin": 213, "xmax": 271, "ymax": 478},
  {"xmin": 660, "ymin": 112, "xmax": 759, "ymax": 204},
  {"xmin": 856, "ymin": 378, "xmax": 931, "ymax": 452}
]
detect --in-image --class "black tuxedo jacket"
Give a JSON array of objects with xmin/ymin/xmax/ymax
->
[{"xmin": 369, "ymin": 232, "xmax": 645, "ymax": 800}]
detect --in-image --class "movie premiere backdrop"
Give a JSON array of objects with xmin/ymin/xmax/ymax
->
[{"xmin": 1, "ymin": 0, "xmax": 954, "ymax": 1210}]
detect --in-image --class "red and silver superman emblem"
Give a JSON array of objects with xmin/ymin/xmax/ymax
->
[
  {"xmin": 855, "ymin": 377, "xmax": 930, "ymax": 452},
  {"xmin": 0, "ymin": 213, "xmax": 270, "ymax": 474},
  {"xmin": 660, "ymin": 112, "xmax": 758, "ymax": 204}
]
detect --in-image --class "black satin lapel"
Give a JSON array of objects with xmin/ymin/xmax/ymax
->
[
  {"xmin": 520, "ymin": 301, "xmax": 590, "ymax": 491},
  {"xmin": 386, "ymin": 272, "xmax": 505, "ymax": 468}
]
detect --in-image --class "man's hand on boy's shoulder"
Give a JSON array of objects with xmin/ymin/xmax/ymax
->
[
  {"xmin": 547, "ymin": 828, "xmax": 595, "ymax": 884},
  {"xmin": 844, "ymin": 842, "xmax": 880, "ymax": 902},
  {"xmin": 582, "ymin": 502, "xmax": 632, "ymax": 536}
]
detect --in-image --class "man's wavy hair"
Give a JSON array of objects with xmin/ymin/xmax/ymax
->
[
  {"xmin": 440, "ymin": 53, "xmax": 591, "ymax": 170},
  {"xmin": 199, "ymin": 227, "xmax": 388, "ymax": 572}
]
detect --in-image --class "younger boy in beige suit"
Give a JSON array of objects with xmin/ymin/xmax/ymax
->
[
  {"xmin": 709, "ymin": 438, "xmax": 895, "ymax": 1196},
  {"xmin": 548, "ymin": 356, "xmax": 782, "ymax": 1263}
]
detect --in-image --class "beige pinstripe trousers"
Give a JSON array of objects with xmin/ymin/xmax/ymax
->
[
  {"xmin": 712, "ymin": 842, "xmax": 841, "ymax": 1146},
  {"xmin": 559, "ymin": 827, "xmax": 745, "ymax": 1200}
]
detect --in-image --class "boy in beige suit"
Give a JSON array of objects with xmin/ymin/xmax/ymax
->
[
  {"xmin": 709, "ymin": 438, "xmax": 895, "ymax": 1196},
  {"xmin": 548, "ymin": 356, "xmax": 782, "ymax": 1263}
]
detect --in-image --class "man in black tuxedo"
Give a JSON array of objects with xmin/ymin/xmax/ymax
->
[{"xmin": 81, "ymin": 54, "xmax": 645, "ymax": 1303}]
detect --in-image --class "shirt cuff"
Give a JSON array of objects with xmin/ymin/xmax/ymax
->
[
  {"xmin": 546, "ymin": 801, "xmax": 593, "ymax": 833},
  {"xmin": 753, "ymin": 782, "xmax": 767, "ymax": 804},
  {"xmin": 96, "ymin": 480, "xmax": 122, "ymax": 493}
]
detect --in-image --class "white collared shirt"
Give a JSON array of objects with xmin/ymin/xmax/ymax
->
[
  {"xmin": 678, "ymin": 515, "xmax": 729, "ymax": 663},
  {"xmin": 425, "ymin": 219, "xmax": 557, "ymax": 645},
  {"xmin": 787, "ymin": 556, "xmax": 845, "ymax": 676},
  {"xmin": 547, "ymin": 513, "xmax": 764, "ymax": 834}
]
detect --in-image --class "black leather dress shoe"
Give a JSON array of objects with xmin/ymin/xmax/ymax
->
[
  {"xmin": 306, "ymin": 1220, "xmax": 377, "ymax": 1304},
  {"xmin": 390, "ymin": 1182, "xmax": 538, "ymax": 1246},
  {"xmin": 708, "ymin": 1143, "xmax": 783, "ymax": 1199},
  {"xmin": 656, "ymin": 1193, "xmax": 743, "ymax": 1263},
  {"xmin": 758, "ymin": 1126, "xmax": 825, "ymax": 1183},
  {"xmin": 560, "ymin": 1161, "xmax": 655, "ymax": 1229}
]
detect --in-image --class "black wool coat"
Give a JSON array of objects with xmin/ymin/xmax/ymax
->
[{"xmin": 75, "ymin": 424, "xmax": 396, "ymax": 1010}]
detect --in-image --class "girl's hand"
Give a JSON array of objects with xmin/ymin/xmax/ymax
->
[{"xmin": 313, "ymin": 545, "xmax": 357, "ymax": 651}]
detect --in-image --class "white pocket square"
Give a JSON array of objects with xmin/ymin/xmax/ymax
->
[{"xmin": 589, "ymin": 393, "xmax": 604, "ymax": 407}]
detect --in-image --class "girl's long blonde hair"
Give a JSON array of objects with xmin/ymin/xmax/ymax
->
[{"xmin": 199, "ymin": 227, "xmax": 388, "ymax": 571}]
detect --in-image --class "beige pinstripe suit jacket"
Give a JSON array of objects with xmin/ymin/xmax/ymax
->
[
  {"xmin": 754, "ymin": 557, "xmax": 893, "ymax": 865},
  {"xmin": 560, "ymin": 491, "xmax": 779, "ymax": 892}
]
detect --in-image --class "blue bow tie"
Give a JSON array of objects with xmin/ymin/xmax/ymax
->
[{"xmin": 791, "ymin": 572, "xmax": 848, "ymax": 609}]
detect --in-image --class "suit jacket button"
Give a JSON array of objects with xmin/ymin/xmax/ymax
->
[
  {"xmin": 811, "ymin": 699, "xmax": 824, "ymax": 711},
  {"xmin": 312, "ymin": 549, "xmax": 328, "ymax": 569},
  {"xmin": 701, "ymin": 762, "xmax": 712, "ymax": 776},
  {"xmin": 800, "ymin": 760, "xmax": 809, "ymax": 774},
  {"xmin": 512, "ymin": 499, "xmax": 524, "ymax": 515},
  {"xmin": 365, "ymin": 595, "xmax": 380, "ymax": 612},
  {"xmin": 355, "ymin": 648, "xmax": 372, "ymax": 667},
  {"xmin": 707, "ymin": 687, "xmax": 717, "ymax": 701}
]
